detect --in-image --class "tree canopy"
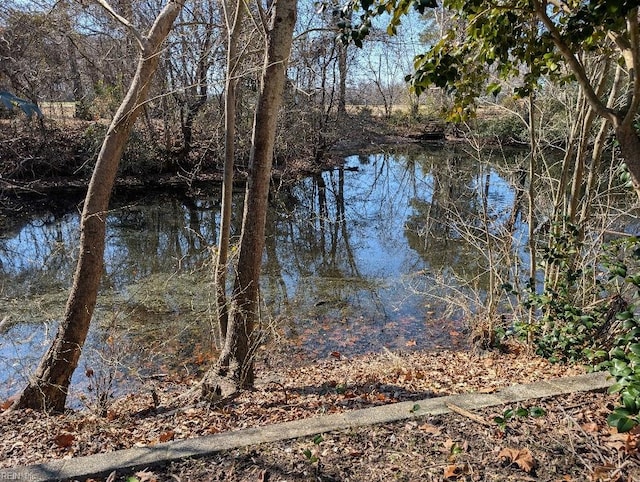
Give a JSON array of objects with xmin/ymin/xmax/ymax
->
[{"xmin": 340, "ymin": 0, "xmax": 640, "ymax": 197}]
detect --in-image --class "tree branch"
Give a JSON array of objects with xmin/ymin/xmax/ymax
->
[
  {"xmin": 623, "ymin": 8, "xmax": 640, "ymax": 126},
  {"xmin": 533, "ymin": 0, "xmax": 617, "ymax": 123},
  {"xmin": 94, "ymin": 0, "xmax": 148, "ymax": 53}
]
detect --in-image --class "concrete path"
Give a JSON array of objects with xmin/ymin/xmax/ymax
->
[{"xmin": 1, "ymin": 371, "xmax": 610, "ymax": 482}]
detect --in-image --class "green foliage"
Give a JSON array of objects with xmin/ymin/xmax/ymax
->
[
  {"xmin": 510, "ymin": 232, "xmax": 640, "ymax": 432},
  {"xmin": 599, "ymin": 237, "xmax": 640, "ymax": 432},
  {"xmin": 494, "ymin": 405, "xmax": 546, "ymax": 431},
  {"xmin": 516, "ymin": 222, "xmax": 605, "ymax": 363},
  {"xmin": 302, "ymin": 434, "xmax": 325, "ymax": 464},
  {"xmin": 92, "ymin": 79, "xmax": 125, "ymax": 119},
  {"xmin": 618, "ymin": 162, "xmax": 636, "ymax": 190},
  {"xmin": 339, "ymin": 0, "xmax": 637, "ymax": 120}
]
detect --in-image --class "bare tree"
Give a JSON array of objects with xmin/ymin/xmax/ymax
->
[
  {"xmin": 215, "ymin": 0, "xmax": 249, "ymax": 341},
  {"xmin": 203, "ymin": 0, "xmax": 297, "ymax": 395},
  {"xmin": 10, "ymin": 0, "xmax": 184, "ymax": 412}
]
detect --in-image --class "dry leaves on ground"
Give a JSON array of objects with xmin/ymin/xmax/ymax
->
[{"xmin": 1, "ymin": 348, "xmax": 637, "ymax": 481}]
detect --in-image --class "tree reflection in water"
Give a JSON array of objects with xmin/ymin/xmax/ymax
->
[{"xmin": 0, "ymin": 147, "xmax": 525, "ymax": 402}]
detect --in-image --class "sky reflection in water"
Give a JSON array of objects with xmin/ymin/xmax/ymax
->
[{"xmin": 0, "ymin": 147, "xmax": 520, "ymax": 401}]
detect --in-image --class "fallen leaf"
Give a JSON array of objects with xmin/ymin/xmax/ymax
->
[
  {"xmin": 443, "ymin": 439, "xmax": 467, "ymax": 458},
  {"xmin": 498, "ymin": 447, "xmax": 535, "ymax": 473},
  {"xmin": 330, "ymin": 351, "xmax": 342, "ymax": 359},
  {"xmin": 605, "ymin": 430, "xmax": 630, "ymax": 452},
  {"xmin": 400, "ymin": 372, "xmax": 413, "ymax": 382},
  {"xmin": 580, "ymin": 422, "xmax": 599, "ymax": 433},
  {"xmin": 591, "ymin": 465, "xmax": 618, "ymax": 481},
  {"xmin": 405, "ymin": 339, "xmax": 416, "ymax": 347},
  {"xmin": 1, "ymin": 398, "xmax": 14, "ymax": 411},
  {"xmin": 54, "ymin": 433, "xmax": 75, "ymax": 449},
  {"xmin": 134, "ymin": 470, "xmax": 158, "ymax": 482},
  {"xmin": 158, "ymin": 430, "xmax": 175, "ymax": 442},
  {"xmin": 418, "ymin": 423, "xmax": 442, "ymax": 436},
  {"xmin": 443, "ymin": 463, "xmax": 470, "ymax": 479},
  {"xmin": 443, "ymin": 464, "xmax": 461, "ymax": 479}
]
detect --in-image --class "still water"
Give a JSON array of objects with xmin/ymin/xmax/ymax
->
[{"xmin": 0, "ymin": 146, "xmax": 523, "ymax": 401}]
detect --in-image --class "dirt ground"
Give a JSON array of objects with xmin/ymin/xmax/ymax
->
[
  {"xmin": 163, "ymin": 390, "xmax": 637, "ymax": 482},
  {"xmin": 2, "ymin": 347, "xmax": 639, "ymax": 481}
]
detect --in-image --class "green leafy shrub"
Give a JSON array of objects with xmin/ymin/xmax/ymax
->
[
  {"xmin": 494, "ymin": 405, "xmax": 546, "ymax": 432},
  {"xmin": 516, "ymin": 222, "xmax": 606, "ymax": 363},
  {"xmin": 599, "ymin": 237, "xmax": 640, "ymax": 432},
  {"xmin": 512, "ymin": 231, "xmax": 640, "ymax": 432}
]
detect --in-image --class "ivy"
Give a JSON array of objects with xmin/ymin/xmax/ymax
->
[{"xmin": 599, "ymin": 237, "xmax": 640, "ymax": 433}]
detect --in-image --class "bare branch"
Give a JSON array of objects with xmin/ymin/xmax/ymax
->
[
  {"xmin": 533, "ymin": 0, "xmax": 617, "ymax": 124},
  {"xmin": 94, "ymin": 0, "xmax": 148, "ymax": 52}
]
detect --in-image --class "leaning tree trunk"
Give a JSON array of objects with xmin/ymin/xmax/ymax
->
[
  {"xmin": 615, "ymin": 120, "xmax": 640, "ymax": 201},
  {"xmin": 207, "ymin": 0, "xmax": 297, "ymax": 392},
  {"xmin": 11, "ymin": 0, "xmax": 183, "ymax": 413}
]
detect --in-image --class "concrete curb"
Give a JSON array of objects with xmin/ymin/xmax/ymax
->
[{"xmin": 1, "ymin": 371, "xmax": 610, "ymax": 482}]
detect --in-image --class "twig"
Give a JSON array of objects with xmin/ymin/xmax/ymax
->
[
  {"xmin": 446, "ymin": 403, "xmax": 493, "ymax": 427},
  {"xmin": 267, "ymin": 381, "xmax": 289, "ymax": 405},
  {"xmin": 93, "ymin": 0, "xmax": 148, "ymax": 52},
  {"xmin": 558, "ymin": 405, "xmax": 607, "ymax": 466}
]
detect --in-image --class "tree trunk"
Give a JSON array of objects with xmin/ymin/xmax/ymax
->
[
  {"xmin": 337, "ymin": 41, "xmax": 347, "ymax": 116},
  {"xmin": 216, "ymin": 0, "xmax": 247, "ymax": 342},
  {"xmin": 580, "ymin": 64, "xmax": 623, "ymax": 224},
  {"xmin": 11, "ymin": 0, "xmax": 183, "ymax": 413},
  {"xmin": 211, "ymin": 0, "xmax": 297, "ymax": 390},
  {"xmin": 615, "ymin": 121, "xmax": 640, "ymax": 201},
  {"xmin": 179, "ymin": 34, "xmax": 211, "ymax": 160}
]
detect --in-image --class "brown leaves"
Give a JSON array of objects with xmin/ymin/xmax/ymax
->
[
  {"xmin": 0, "ymin": 350, "xmax": 608, "ymax": 479},
  {"xmin": 498, "ymin": 447, "xmax": 535, "ymax": 473},
  {"xmin": 591, "ymin": 465, "xmax": 622, "ymax": 482},
  {"xmin": 1, "ymin": 398, "xmax": 14, "ymax": 411},
  {"xmin": 443, "ymin": 463, "xmax": 471, "ymax": 479},
  {"xmin": 605, "ymin": 426, "xmax": 640, "ymax": 454},
  {"xmin": 158, "ymin": 430, "xmax": 175, "ymax": 443},
  {"xmin": 581, "ymin": 422, "xmax": 600, "ymax": 433},
  {"xmin": 53, "ymin": 432, "xmax": 75, "ymax": 449},
  {"xmin": 133, "ymin": 469, "xmax": 158, "ymax": 482},
  {"xmin": 418, "ymin": 423, "xmax": 442, "ymax": 436}
]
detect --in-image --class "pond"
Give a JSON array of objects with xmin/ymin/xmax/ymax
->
[{"xmin": 0, "ymin": 144, "xmax": 537, "ymax": 403}]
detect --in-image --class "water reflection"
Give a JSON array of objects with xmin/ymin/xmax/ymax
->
[{"xmin": 0, "ymin": 147, "xmax": 521, "ymax": 401}]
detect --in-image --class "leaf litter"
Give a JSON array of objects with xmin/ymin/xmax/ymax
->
[{"xmin": 1, "ymin": 347, "xmax": 639, "ymax": 481}]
